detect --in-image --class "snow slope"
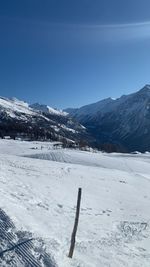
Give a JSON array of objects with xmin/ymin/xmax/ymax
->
[
  {"xmin": 0, "ymin": 97, "xmax": 35, "ymax": 118},
  {"xmin": 0, "ymin": 140, "xmax": 150, "ymax": 266}
]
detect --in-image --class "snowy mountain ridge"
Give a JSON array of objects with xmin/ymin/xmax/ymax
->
[
  {"xmin": 30, "ymin": 102, "xmax": 68, "ymax": 116},
  {"xmin": 0, "ymin": 96, "xmax": 67, "ymax": 117},
  {"xmin": 65, "ymin": 85, "xmax": 150, "ymax": 119},
  {"xmin": 1, "ymin": 84, "xmax": 150, "ymax": 151},
  {"xmin": 0, "ymin": 96, "xmax": 90, "ymax": 144},
  {"xmin": 0, "ymin": 96, "xmax": 34, "ymax": 117},
  {"xmin": 65, "ymin": 85, "xmax": 150, "ymax": 152}
]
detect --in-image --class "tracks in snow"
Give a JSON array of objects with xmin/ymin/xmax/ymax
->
[{"xmin": 0, "ymin": 209, "xmax": 57, "ymax": 267}]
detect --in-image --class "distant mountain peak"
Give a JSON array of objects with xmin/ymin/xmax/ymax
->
[
  {"xmin": 144, "ymin": 84, "xmax": 150, "ymax": 89},
  {"xmin": 139, "ymin": 84, "xmax": 150, "ymax": 92},
  {"xmin": 66, "ymin": 84, "xmax": 150, "ymax": 152},
  {"xmin": 30, "ymin": 103, "xmax": 68, "ymax": 116}
]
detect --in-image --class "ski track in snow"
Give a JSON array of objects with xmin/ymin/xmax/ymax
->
[{"xmin": 0, "ymin": 140, "xmax": 150, "ymax": 266}]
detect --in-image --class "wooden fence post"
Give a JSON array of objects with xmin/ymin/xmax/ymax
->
[{"xmin": 68, "ymin": 188, "xmax": 82, "ymax": 258}]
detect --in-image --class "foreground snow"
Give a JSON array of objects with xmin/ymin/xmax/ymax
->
[{"xmin": 0, "ymin": 140, "xmax": 150, "ymax": 266}]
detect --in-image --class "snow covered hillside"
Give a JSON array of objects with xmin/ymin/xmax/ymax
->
[
  {"xmin": 0, "ymin": 139, "xmax": 150, "ymax": 266},
  {"xmin": 65, "ymin": 85, "xmax": 150, "ymax": 152},
  {"xmin": 0, "ymin": 96, "xmax": 89, "ymax": 145}
]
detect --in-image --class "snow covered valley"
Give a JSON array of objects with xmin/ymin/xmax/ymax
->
[{"xmin": 0, "ymin": 139, "xmax": 150, "ymax": 266}]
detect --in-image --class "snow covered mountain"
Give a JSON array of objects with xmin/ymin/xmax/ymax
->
[
  {"xmin": 65, "ymin": 85, "xmax": 150, "ymax": 152},
  {"xmin": 0, "ymin": 97, "xmax": 89, "ymax": 144},
  {"xmin": 30, "ymin": 102, "xmax": 68, "ymax": 116}
]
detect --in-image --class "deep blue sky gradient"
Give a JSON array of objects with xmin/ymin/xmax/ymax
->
[{"xmin": 1, "ymin": 0, "xmax": 150, "ymax": 108}]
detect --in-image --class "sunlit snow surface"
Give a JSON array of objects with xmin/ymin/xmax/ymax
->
[{"xmin": 0, "ymin": 139, "xmax": 150, "ymax": 266}]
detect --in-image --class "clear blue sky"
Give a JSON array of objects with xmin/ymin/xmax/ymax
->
[{"xmin": 1, "ymin": 0, "xmax": 150, "ymax": 108}]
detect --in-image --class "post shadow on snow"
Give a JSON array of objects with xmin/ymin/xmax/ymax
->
[{"xmin": 0, "ymin": 208, "xmax": 57, "ymax": 267}]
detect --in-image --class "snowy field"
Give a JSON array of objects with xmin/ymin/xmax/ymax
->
[{"xmin": 0, "ymin": 139, "xmax": 150, "ymax": 266}]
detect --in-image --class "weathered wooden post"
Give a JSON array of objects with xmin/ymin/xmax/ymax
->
[{"xmin": 68, "ymin": 188, "xmax": 82, "ymax": 258}]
